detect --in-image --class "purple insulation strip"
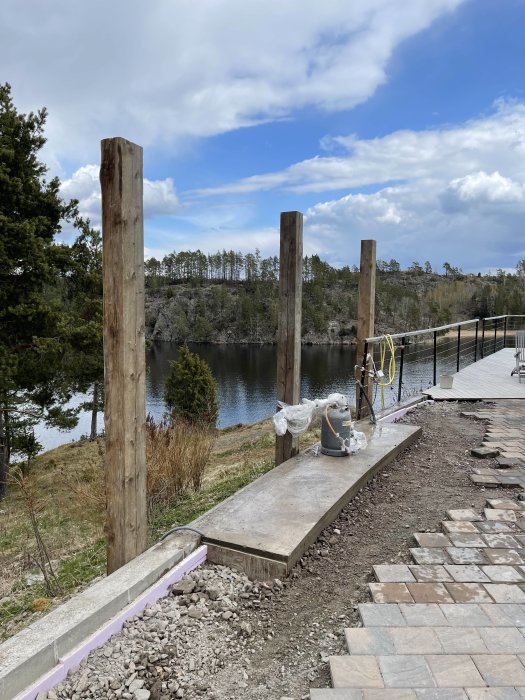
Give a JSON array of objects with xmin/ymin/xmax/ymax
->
[{"xmin": 14, "ymin": 545, "xmax": 207, "ymax": 700}]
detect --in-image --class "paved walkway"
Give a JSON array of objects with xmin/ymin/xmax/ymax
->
[{"xmin": 312, "ymin": 497, "xmax": 525, "ymax": 698}]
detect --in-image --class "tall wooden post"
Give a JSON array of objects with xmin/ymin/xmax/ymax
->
[
  {"xmin": 100, "ymin": 137, "xmax": 147, "ymax": 574},
  {"xmin": 356, "ymin": 240, "xmax": 376, "ymax": 419},
  {"xmin": 275, "ymin": 211, "xmax": 303, "ymax": 466}
]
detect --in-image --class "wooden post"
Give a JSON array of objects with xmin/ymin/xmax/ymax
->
[
  {"xmin": 275, "ymin": 211, "xmax": 303, "ymax": 466},
  {"xmin": 100, "ymin": 137, "xmax": 147, "ymax": 574},
  {"xmin": 356, "ymin": 240, "xmax": 376, "ymax": 418}
]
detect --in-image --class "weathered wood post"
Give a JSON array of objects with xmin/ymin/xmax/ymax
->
[
  {"xmin": 275, "ymin": 211, "xmax": 303, "ymax": 466},
  {"xmin": 100, "ymin": 137, "xmax": 147, "ymax": 574},
  {"xmin": 356, "ymin": 240, "xmax": 376, "ymax": 419}
]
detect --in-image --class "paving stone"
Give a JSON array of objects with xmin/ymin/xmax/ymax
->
[
  {"xmin": 373, "ymin": 565, "xmax": 416, "ymax": 583},
  {"xmin": 483, "ymin": 533, "xmax": 521, "ymax": 549},
  {"xmin": 497, "ymin": 476, "xmax": 524, "ymax": 486},
  {"xmin": 477, "ymin": 521, "xmax": 518, "ymax": 533},
  {"xmin": 514, "ymin": 536, "xmax": 525, "ymax": 548},
  {"xmin": 409, "ymin": 566, "xmax": 453, "ymax": 582},
  {"xmin": 389, "ymin": 627, "xmax": 443, "ymax": 655},
  {"xmin": 434, "ymin": 627, "xmax": 488, "ymax": 654},
  {"xmin": 411, "ymin": 548, "xmax": 449, "ymax": 565},
  {"xmin": 466, "ymin": 689, "xmax": 523, "ymax": 700},
  {"xmin": 472, "ymin": 446, "xmax": 500, "ymax": 458},
  {"xmin": 406, "ymin": 583, "xmax": 454, "ymax": 604},
  {"xmin": 399, "ymin": 603, "xmax": 449, "ymax": 627},
  {"xmin": 487, "ymin": 499, "xmax": 522, "ymax": 510},
  {"xmin": 444, "ymin": 565, "xmax": 490, "ymax": 583},
  {"xmin": 369, "ymin": 583, "xmax": 414, "ymax": 604},
  {"xmin": 497, "ymin": 457, "xmax": 524, "ymax": 468},
  {"xmin": 472, "ymin": 654, "xmax": 525, "ymax": 686},
  {"xmin": 442, "ymin": 521, "xmax": 480, "ymax": 534},
  {"xmin": 484, "ymin": 583, "xmax": 525, "ymax": 603},
  {"xmin": 478, "ymin": 626, "xmax": 525, "ymax": 653},
  {"xmin": 426, "ymin": 655, "xmax": 485, "ymax": 687},
  {"xmin": 414, "ymin": 533, "xmax": 452, "ymax": 548},
  {"xmin": 447, "ymin": 509, "xmax": 480, "ymax": 522},
  {"xmin": 485, "ymin": 549, "xmax": 524, "ymax": 565},
  {"xmin": 344, "ymin": 628, "xmax": 396, "ymax": 655},
  {"xmin": 473, "ymin": 468, "xmax": 500, "ymax": 475},
  {"xmin": 471, "ymin": 474, "xmax": 500, "ymax": 486},
  {"xmin": 364, "ymin": 692, "xmax": 417, "ymax": 700},
  {"xmin": 439, "ymin": 603, "xmax": 492, "ymax": 627},
  {"xmin": 446, "ymin": 548, "xmax": 486, "ymax": 565},
  {"xmin": 310, "ymin": 691, "xmax": 364, "ymax": 700},
  {"xmin": 486, "ymin": 508, "xmax": 518, "ymax": 521},
  {"xmin": 359, "ymin": 604, "xmax": 406, "ymax": 627},
  {"xmin": 445, "ymin": 582, "xmax": 493, "ymax": 603},
  {"xmin": 330, "ymin": 656, "xmax": 384, "ymax": 688},
  {"xmin": 448, "ymin": 533, "xmax": 487, "ymax": 548},
  {"xmin": 378, "ymin": 655, "xmax": 435, "ymax": 688},
  {"xmin": 480, "ymin": 603, "xmax": 525, "ymax": 627},
  {"xmin": 416, "ymin": 691, "xmax": 467, "ymax": 700},
  {"xmin": 481, "ymin": 566, "xmax": 524, "ymax": 582}
]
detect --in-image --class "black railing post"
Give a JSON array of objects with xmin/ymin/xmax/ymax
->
[
  {"xmin": 358, "ymin": 340, "xmax": 369, "ymax": 419},
  {"xmin": 457, "ymin": 325, "xmax": 461, "ymax": 373},
  {"xmin": 433, "ymin": 330, "xmax": 437, "ymax": 386},
  {"xmin": 481, "ymin": 318, "xmax": 485, "ymax": 359},
  {"xmin": 474, "ymin": 320, "xmax": 479, "ymax": 362},
  {"xmin": 397, "ymin": 336, "xmax": 406, "ymax": 403},
  {"xmin": 504, "ymin": 316, "xmax": 508, "ymax": 348},
  {"xmin": 493, "ymin": 318, "xmax": 497, "ymax": 354}
]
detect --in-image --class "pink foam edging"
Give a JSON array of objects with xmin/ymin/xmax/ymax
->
[{"xmin": 14, "ymin": 544, "xmax": 207, "ymax": 700}]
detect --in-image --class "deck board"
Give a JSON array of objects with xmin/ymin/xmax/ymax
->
[{"xmin": 424, "ymin": 348, "xmax": 525, "ymax": 400}]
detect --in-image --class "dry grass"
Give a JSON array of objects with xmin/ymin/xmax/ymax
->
[{"xmin": 146, "ymin": 416, "xmax": 216, "ymax": 511}]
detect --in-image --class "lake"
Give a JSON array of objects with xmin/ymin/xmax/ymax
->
[{"xmin": 35, "ymin": 338, "xmax": 468, "ymax": 451}]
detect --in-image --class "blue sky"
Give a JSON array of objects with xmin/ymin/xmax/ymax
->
[{"xmin": 2, "ymin": 0, "xmax": 525, "ymax": 272}]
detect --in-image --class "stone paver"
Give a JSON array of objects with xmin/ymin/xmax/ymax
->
[
  {"xmin": 374, "ymin": 565, "xmax": 416, "ymax": 583},
  {"xmin": 481, "ymin": 566, "xmax": 524, "ymax": 582},
  {"xmin": 445, "ymin": 565, "xmax": 490, "ymax": 583},
  {"xmin": 411, "ymin": 548, "xmax": 449, "ymax": 565},
  {"xmin": 445, "ymin": 583, "xmax": 493, "ymax": 604},
  {"xmin": 314, "ymin": 403, "xmax": 525, "ymax": 700},
  {"xmin": 447, "ymin": 510, "xmax": 481, "ymax": 522},
  {"xmin": 406, "ymin": 583, "xmax": 454, "ymax": 604},
  {"xmin": 378, "ymin": 656, "xmax": 435, "ymax": 688},
  {"xmin": 426, "ymin": 655, "xmax": 485, "ymax": 687},
  {"xmin": 448, "ymin": 534, "xmax": 487, "ymax": 548},
  {"xmin": 414, "ymin": 533, "xmax": 452, "ymax": 548},
  {"xmin": 410, "ymin": 566, "xmax": 454, "ymax": 582},
  {"xmin": 472, "ymin": 655, "xmax": 525, "ymax": 686},
  {"xmin": 443, "ymin": 522, "xmax": 480, "ymax": 534},
  {"xmin": 369, "ymin": 583, "xmax": 414, "ymax": 604}
]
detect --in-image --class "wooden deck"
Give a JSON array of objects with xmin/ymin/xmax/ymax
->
[{"xmin": 424, "ymin": 348, "xmax": 525, "ymax": 400}]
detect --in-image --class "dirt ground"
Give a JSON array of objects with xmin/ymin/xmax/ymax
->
[{"xmin": 205, "ymin": 400, "xmax": 512, "ymax": 699}]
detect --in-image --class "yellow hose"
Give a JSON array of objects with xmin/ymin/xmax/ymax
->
[{"xmin": 378, "ymin": 334, "xmax": 396, "ymax": 409}]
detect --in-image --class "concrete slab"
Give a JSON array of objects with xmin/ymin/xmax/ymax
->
[{"xmin": 194, "ymin": 422, "xmax": 421, "ymax": 577}]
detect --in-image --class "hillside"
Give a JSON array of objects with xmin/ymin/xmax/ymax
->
[{"xmin": 144, "ymin": 265, "xmax": 525, "ymax": 344}]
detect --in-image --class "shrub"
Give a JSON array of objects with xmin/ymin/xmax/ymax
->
[
  {"xmin": 145, "ymin": 415, "xmax": 216, "ymax": 511},
  {"xmin": 164, "ymin": 346, "xmax": 218, "ymax": 426}
]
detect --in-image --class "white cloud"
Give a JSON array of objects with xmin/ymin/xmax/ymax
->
[
  {"xmin": 60, "ymin": 165, "xmax": 181, "ymax": 222},
  {"xmin": 445, "ymin": 171, "xmax": 525, "ymax": 205},
  {"xmin": 0, "ymin": 0, "xmax": 465, "ymax": 164}
]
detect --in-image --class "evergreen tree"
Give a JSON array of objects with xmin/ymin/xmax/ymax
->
[
  {"xmin": 164, "ymin": 346, "xmax": 218, "ymax": 426},
  {"xmin": 64, "ymin": 218, "xmax": 104, "ymax": 439},
  {"xmin": 0, "ymin": 83, "xmax": 77, "ymax": 496}
]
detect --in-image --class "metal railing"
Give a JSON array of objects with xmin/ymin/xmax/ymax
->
[{"xmin": 357, "ymin": 314, "xmax": 525, "ymax": 417}]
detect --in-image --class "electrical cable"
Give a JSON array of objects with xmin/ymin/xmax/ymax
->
[{"xmin": 159, "ymin": 525, "xmax": 204, "ymax": 542}]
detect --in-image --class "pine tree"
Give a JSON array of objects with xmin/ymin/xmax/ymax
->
[
  {"xmin": 0, "ymin": 83, "xmax": 77, "ymax": 497},
  {"xmin": 164, "ymin": 346, "xmax": 218, "ymax": 426}
]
